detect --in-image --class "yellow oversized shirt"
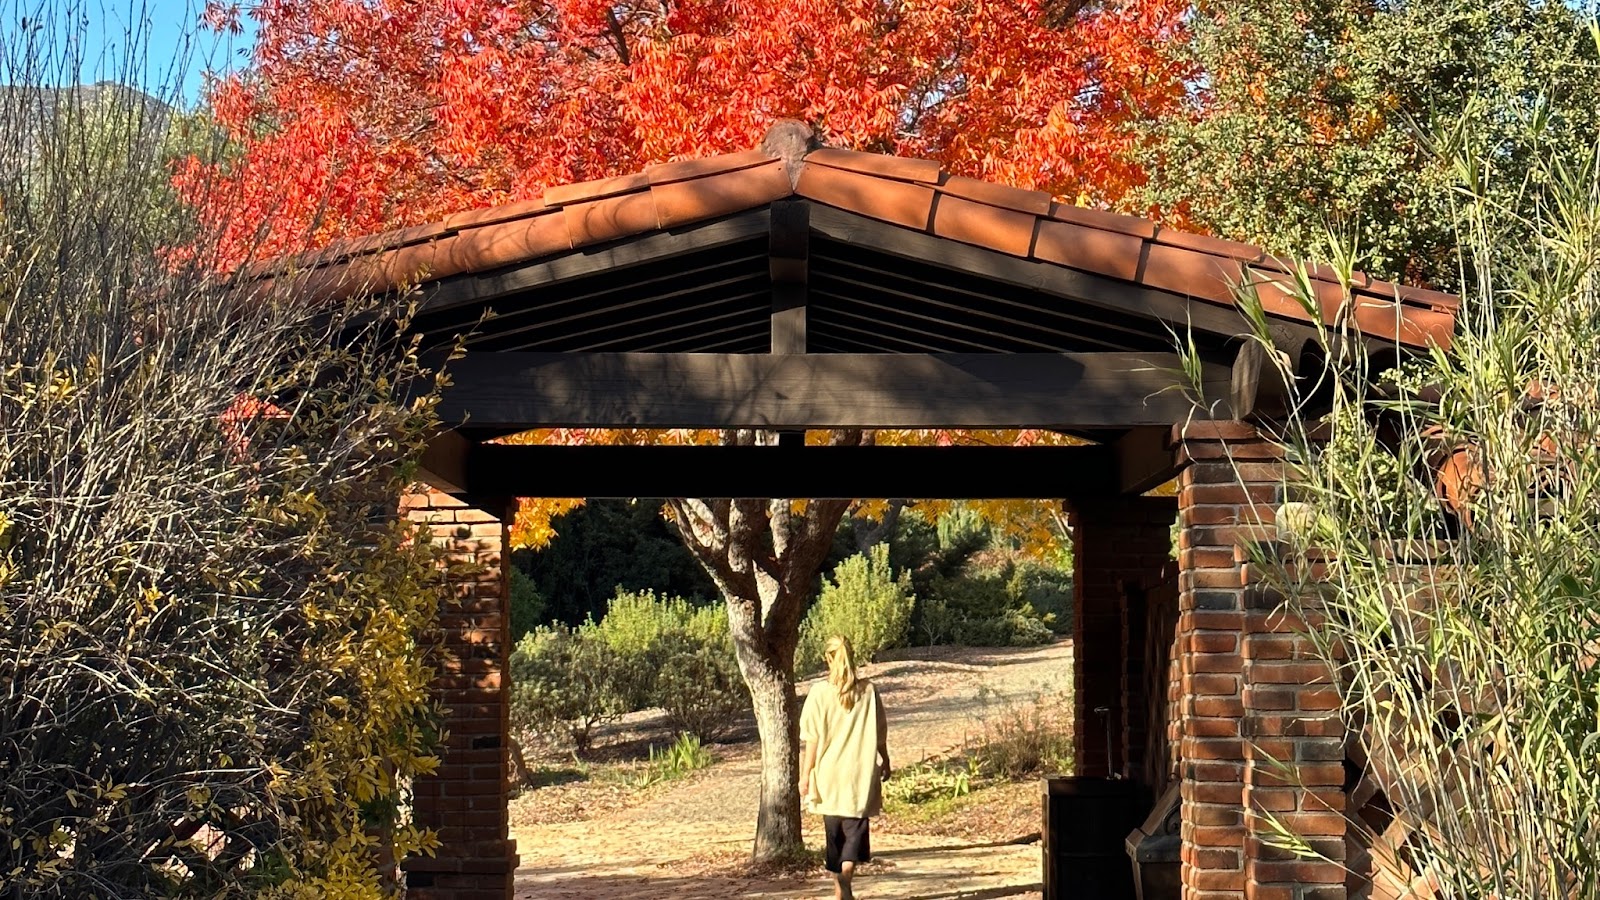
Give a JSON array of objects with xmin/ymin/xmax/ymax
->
[{"xmin": 800, "ymin": 679, "xmax": 886, "ymax": 818}]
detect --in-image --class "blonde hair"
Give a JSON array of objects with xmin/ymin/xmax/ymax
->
[{"xmin": 824, "ymin": 634, "xmax": 861, "ymax": 710}]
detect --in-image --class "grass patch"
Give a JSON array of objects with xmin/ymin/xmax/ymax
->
[
  {"xmin": 525, "ymin": 765, "xmax": 590, "ymax": 790},
  {"xmin": 973, "ymin": 689, "xmax": 1073, "ymax": 778},
  {"xmin": 626, "ymin": 732, "xmax": 715, "ymax": 788},
  {"xmin": 884, "ymin": 689, "xmax": 1072, "ymax": 824}
]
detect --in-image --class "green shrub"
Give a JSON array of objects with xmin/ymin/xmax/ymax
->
[
  {"xmin": 508, "ymin": 624, "xmax": 625, "ymax": 755},
  {"xmin": 913, "ymin": 560, "xmax": 1062, "ymax": 647},
  {"xmin": 798, "ymin": 544, "xmax": 915, "ymax": 674},
  {"xmin": 1007, "ymin": 561, "xmax": 1074, "ymax": 634},
  {"xmin": 588, "ymin": 589, "xmax": 746, "ymax": 742},
  {"xmin": 655, "ymin": 627, "xmax": 747, "ymax": 742},
  {"xmin": 509, "ymin": 566, "xmax": 547, "ymax": 641}
]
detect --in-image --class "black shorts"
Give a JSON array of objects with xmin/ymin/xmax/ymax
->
[{"xmin": 823, "ymin": 815, "xmax": 871, "ymax": 872}]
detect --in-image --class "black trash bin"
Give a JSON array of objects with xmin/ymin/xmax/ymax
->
[{"xmin": 1042, "ymin": 776, "xmax": 1145, "ymax": 900}]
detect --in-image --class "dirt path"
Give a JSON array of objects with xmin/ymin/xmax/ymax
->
[{"xmin": 512, "ymin": 641, "xmax": 1074, "ymax": 900}]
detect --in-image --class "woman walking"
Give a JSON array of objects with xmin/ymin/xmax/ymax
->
[{"xmin": 799, "ymin": 634, "xmax": 891, "ymax": 900}]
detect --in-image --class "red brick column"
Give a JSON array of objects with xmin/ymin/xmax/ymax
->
[
  {"xmin": 402, "ymin": 488, "xmax": 518, "ymax": 900},
  {"xmin": 1172, "ymin": 423, "xmax": 1346, "ymax": 900},
  {"xmin": 1067, "ymin": 494, "xmax": 1177, "ymax": 779}
]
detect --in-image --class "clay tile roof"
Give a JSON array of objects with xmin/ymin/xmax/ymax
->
[{"xmin": 286, "ymin": 119, "xmax": 1459, "ymax": 351}]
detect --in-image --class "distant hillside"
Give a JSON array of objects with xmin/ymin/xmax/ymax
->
[{"xmin": 0, "ymin": 81, "xmax": 177, "ymax": 164}]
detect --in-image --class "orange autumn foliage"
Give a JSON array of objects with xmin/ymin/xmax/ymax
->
[{"xmin": 185, "ymin": 0, "xmax": 1191, "ymax": 268}]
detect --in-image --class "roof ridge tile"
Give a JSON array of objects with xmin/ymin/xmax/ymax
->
[
  {"xmin": 542, "ymin": 172, "xmax": 650, "ymax": 208},
  {"xmin": 445, "ymin": 197, "xmax": 551, "ymax": 231},
  {"xmin": 1152, "ymin": 226, "xmax": 1264, "ymax": 264},
  {"xmin": 795, "ymin": 162, "xmax": 936, "ymax": 231},
  {"xmin": 935, "ymin": 174, "xmax": 1052, "ymax": 217},
  {"xmin": 804, "ymin": 147, "xmax": 942, "ymax": 184},
  {"xmin": 646, "ymin": 149, "xmax": 773, "ymax": 186},
  {"xmin": 1045, "ymin": 201, "xmax": 1157, "ymax": 239}
]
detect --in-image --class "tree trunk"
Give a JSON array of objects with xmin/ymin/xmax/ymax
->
[
  {"xmin": 665, "ymin": 429, "xmax": 867, "ymax": 865},
  {"xmin": 739, "ymin": 647, "xmax": 802, "ymax": 862}
]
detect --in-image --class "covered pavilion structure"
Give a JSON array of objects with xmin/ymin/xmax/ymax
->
[{"xmin": 293, "ymin": 121, "xmax": 1458, "ymax": 900}]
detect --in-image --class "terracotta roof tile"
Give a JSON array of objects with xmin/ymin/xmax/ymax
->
[
  {"xmin": 806, "ymin": 147, "xmax": 942, "ymax": 184},
  {"xmin": 653, "ymin": 160, "xmax": 791, "ymax": 228},
  {"xmin": 542, "ymin": 172, "xmax": 649, "ymax": 208},
  {"xmin": 1045, "ymin": 201, "xmax": 1157, "ymax": 239},
  {"xmin": 564, "ymin": 190, "xmax": 660, "ymax": 248},
  {"xmin": 796, "ymin": 162, "xmax": 935, "ymax": 231},
  {"xmin": 445, "ymin": 197, "xmax": 548, "ymax": 231},
  {"xmin": 280, "ymin": 120, "xmax": 1456, "ymax": 351},
  {"xmin": 646, "ymin": 149, "xmax": 773, "ymax": 185},
  {"xmin": 1249, "ymin": 269, "xmax": 1344, "ymax": 322},
  {"xmin": 1257, "ymin": 254, "xmax": 1361, "ymax": 288},
  {"xmin": 269, "ymin": 220, "xmax": 452, "ymax": 276},
  {"xmin": 1141, "ymin": 244, "xmax": 1245, "ymax": 306},
  {"xmin": 931, "ymin": 194, "xmax": 1037, "ymax": 257},
  {"xmin": 437, "ymin": 209, "xmax": 571, "ymax": 274},
  {"xmin": 1366, "ymin": 279, "xmax": 1461, "ymax": 311},
  {"xmin": 1032, "ymin": 219, "xmax": 1143, "ymax": 282},
  {"xmin": 1151, "ymin": 227, "xmax": 1263, "ymax": 263},
  {"xmin": 935, "ymin": 175, "xmax": 1052, "ymax": 216}
]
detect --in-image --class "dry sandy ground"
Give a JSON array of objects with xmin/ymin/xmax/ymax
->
[{"xmin": 511, "ymin": 641, "xmax": 1075, "ymax": 900}]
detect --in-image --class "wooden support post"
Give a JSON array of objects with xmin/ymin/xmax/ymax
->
[{"xmin": 770, "ymin": 199, "xmax": 809, "ymax": 354}]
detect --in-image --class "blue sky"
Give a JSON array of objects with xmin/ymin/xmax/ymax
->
[{"xmin": 2, "ymin": 0, "xmax": 256, "ymax": 106}]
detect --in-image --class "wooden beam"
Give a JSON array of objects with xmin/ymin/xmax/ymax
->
[
  {"xmin": 1114, "ymin": 426, "xmax": 1179, "ymax": 494},
  {"xmin": 461, "ymin": 444, "xmax": 1118, "ymax": 499},
  {"xmin": 418, "ymin": 210, "xmax": 772, "ymax": 315},
  {"xmin": 430, "ymin": 351, "xmax": 1228, "ymax": 431},
  {"xmin": 418, "ymin": 429, "xmax": 471, "ymax": 493},
  {"xmin": 1229, "ymin": 340, "xmax": 1293, "ymax": 421},
  {"xmin": 770, "ymin": 199, "xmax": 809, "ymax": 354}
]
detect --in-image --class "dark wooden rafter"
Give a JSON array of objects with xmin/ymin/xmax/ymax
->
[
  {"xmin": 806, "ymin": 204, "xmax": 1278, "ymax": 348},
  {"xmin": 806, "ymin": 238, "xmax": 1187, "ymax": 353},
  {"xmin": 1229, "ymin": 340, "xmax": 1295, "ymax": 422},
  {"xmin": 417, "ymin": 429, "xmax": 471, "ymax": 494},
  {"xmin": 429, "ymin": 351, "xmax": 1226, "ymax": 431}
]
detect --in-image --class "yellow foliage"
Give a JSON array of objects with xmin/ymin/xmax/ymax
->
[{"xmin": 257, "ymin": 504, "xmax": 444, "ymax": 896}]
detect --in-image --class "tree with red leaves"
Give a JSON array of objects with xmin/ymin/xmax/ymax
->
[{"xmin": 184, "ymin": 0, "xmax": 1190, "ymax": 269}]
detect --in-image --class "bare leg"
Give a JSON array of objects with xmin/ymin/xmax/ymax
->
[{"xmin": 835, "ymin": 860, "xmax": 855, "ymax": 900}]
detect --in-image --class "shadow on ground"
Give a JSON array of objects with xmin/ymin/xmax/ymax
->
[{"xmin": 513, "ymin": 871, "xmax": 1043, "ymax": 900}]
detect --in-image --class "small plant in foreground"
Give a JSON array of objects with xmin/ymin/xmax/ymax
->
[
  {"xmin": 630, "ymin": 733, "xmax": 714, "ymax": 788},
  {"xmin": 884, "ymin": 760, "xmax": 975, "ymax": 807}
]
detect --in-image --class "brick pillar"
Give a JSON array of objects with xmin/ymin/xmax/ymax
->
[
  {"xmin": 1068, "ymin": 494, "xmax": 1177, "ymax": 778},
  {"xmin": 402, "ymin": 488, "xmax": 518, "ymax": 900},
  {"xmin": 1173, "ymin": 422, "xmax": 1346, "ymax": 900}
]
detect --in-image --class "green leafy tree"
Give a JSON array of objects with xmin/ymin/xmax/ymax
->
[
  {"xmin": 1141, "ymin": 0, "xmax": 1600, "ymax": 285},
  {"xmin": 509, "ymin": 566, "xmax": 547, "ymax": 641},
  {"xmin": 513, "ymin": 499, "xmax": 718, "ymax": 625}
]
